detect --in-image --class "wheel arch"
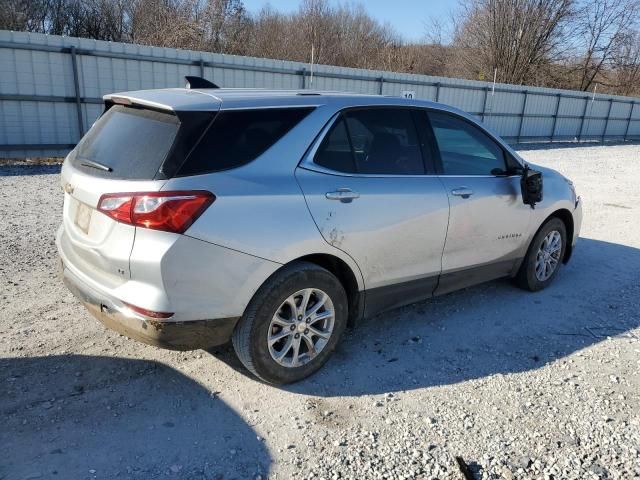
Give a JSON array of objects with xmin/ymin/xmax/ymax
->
[
  {"xmin": 516, "ymin": 207, "xmax": 575, "ymax": 276},
  {"xmin": 289, "ymin": 253, "xmax": 364, "ymax": 327},
  {"xmin": 548, "ymin": 208, "xmax": 574, "ymax": 263}
]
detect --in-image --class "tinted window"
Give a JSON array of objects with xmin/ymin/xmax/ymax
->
[
  {"xmin": 71, "ymin": 105, "xmax": 179, "ymax": 179},
  {"xmin": 314, "ymin": 108, "xmax": 425, "ymax": 175},
  {"xmin": 178, "ymin": 108, "xmax": 313, "ymax": 176},
  {"xmin": 345, "ymin": 109, "xmax": 424, "ymax": 175},
  {"xmin": 428, "ymin": 111, "xmax": 506, "ymax": 175},
  {"xmin": 314, "ymin": 118, "xmax": 356, "ymax": 173}
]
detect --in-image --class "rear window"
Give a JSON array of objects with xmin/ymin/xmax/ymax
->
[
  {"xmin": 177, "ymin": 108, "xmax": 314, "ymax": 176},
  {"xmin": 71, "ymin": 105, "xmax": 180, "ymax": 179}
]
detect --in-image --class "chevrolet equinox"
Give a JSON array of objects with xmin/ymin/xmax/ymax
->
[{"xmin": 57, "ymin": 86, "xmax": 583, "ymax": 384}]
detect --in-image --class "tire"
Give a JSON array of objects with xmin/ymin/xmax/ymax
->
[
  {"xmin": 232, "ymin": 261, "xmax": 348, "ymax": 384},
  {"xmin": 516, "ymin": 217, "xmax": 567, "ymax": 292}
]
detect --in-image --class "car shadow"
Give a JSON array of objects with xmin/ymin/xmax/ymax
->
[
  {"xmin": 0, "ymin": 164, "xmax": 62, "ymax": 176},
  {"xmin": 0, "ymin": 355, "xmax": 271, "ymax": 479},
  {"xmin": 212, "ymin": 238, "xmax": 640, "ymax": 397}
]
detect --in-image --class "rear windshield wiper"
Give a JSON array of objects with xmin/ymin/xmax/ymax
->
[{"xmin": 79, "ymin": 159, "xmax": 113, "ymax": 172}]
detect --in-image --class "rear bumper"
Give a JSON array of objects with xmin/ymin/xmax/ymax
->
[{"xmin": 62, "ymin": 264, "xmax": 238, "ymax": 350}]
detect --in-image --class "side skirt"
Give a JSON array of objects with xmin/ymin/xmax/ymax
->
[
  {"xmin": 361, "ymin": 257, "xmax": 523, "ymax": 319},
  {"xmin": 363, "ymin": 275, "xmax": 439, "ymax": 318},
  {"xmin": 434, "ymin": 259, "xmax": 520, "ymax": 297}
]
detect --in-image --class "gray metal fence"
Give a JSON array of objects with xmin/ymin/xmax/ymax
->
[{"xmin": 1, "ymin": 30, "xmax": 639, "ymax": 158}]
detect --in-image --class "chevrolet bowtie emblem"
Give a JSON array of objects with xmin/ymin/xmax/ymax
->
[{"xmin": 63, "ymin": 183, "xmax": 74, "ymax": 194}]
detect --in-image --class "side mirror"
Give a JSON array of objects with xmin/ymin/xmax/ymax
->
[{"xmin": 521, "ymin": 166, "xmax": 543, "ymax": 208}]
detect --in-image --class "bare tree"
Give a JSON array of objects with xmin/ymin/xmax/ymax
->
[
  {"xmin": 610, "ymin": 29, "xmax": 640, "ymax": 95},
  {"xmin": 0, "ymin": 0, "xmax": 49, "ymax": 32},
  {"xmin": 193, "ymin": 0, "xmax": 251, "ymax": 54},
  {"xmin": 129, "ymin": 0, "xmax": 201, "ymax": 49},
  {"xmin": 244, "ymin": 0, "xmax": 401, "ymax": 71},
  {"xmin": 572, "ymin": 0, "xmax": 639, "ymax": 91},
  {"xmin": 453, "ymin": 0, "xmax": 574, "ymax": 84},
  {"xmin": 247, "ymin": 6, "xmax": 296, "ymax": 60},
  {"xmin": 297, "ymin": 0, "xmax": 334, "ymax": 66}
]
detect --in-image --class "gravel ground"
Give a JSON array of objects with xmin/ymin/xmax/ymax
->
[{"xmin": 1, "ymin": 143, "xmax": 639, "ymax": 480}]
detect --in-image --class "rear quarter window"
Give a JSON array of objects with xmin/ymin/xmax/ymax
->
[{"xmin": 177, "ymin": 108, "xmax": 314, "ymax": 176}]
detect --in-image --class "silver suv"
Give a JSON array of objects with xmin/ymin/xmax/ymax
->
[{"xmin": 57, "ymin": 86, "xmax": 582, "ymax": 384}]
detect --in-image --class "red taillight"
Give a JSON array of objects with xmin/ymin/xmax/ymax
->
[
  {"xmin": 97, "ymin": 191, "xmax": 214, "ymax": 234},
  {"xmin": 122, "ymin": 301, "xmax": 174, "ymax": 319}
]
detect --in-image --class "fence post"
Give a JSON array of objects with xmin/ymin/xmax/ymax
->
[
  {"xmin": 577, "ymin": 95, "xmax": 589, "ymax": 141},
  {"xmin": 199, "ymin": 59, "xmax": 204, "ymax": 78},
  {"xmin": 623, "ymin": 101, "xmax": 635, "ymax": 141},
  {"xmin": 435, "ymin": 82, "xmax": 441, "ymax": 102},
  {"xmin": 602, "ymin": 98, "xmax": 613, "ymax": 142},
  {"xmin": 70, "ymin": 46, "xmax": 84, "ymax": 138},
  {"xmin": 378, "ymin": 76, "xmax": 384, "ymax": 95},
  {"xmin": 301, "ymin": 68, "xmax": 306, "ymax": 89},
  {"xmin": 481, "ymin": 86, "xmax": 489, "ymax": 122},
  {"xmin": 517, "ymin": 90, "xmax": 528, "ymax": 143},
  {"xmin": 550, "ymin": 93, "xmax": 561, "ymax": 141}
]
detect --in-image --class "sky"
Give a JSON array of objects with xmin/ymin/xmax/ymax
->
[{"xmin": 241, "ymin": 0, "xmax": 460, "ymax": 42}]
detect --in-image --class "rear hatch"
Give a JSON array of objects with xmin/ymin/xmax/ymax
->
[{"xmin": 59, "ymin": 95, "xmax": 218, "ymax": 287}]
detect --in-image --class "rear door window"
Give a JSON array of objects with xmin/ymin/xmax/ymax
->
[
  {"xmin": 71, "ymin": 105, "xmax": 180, "ymax": 179},
  {"xmin": 314, "ymin": 118, "xmax": 357, "ymax": 173},
  {"xmin": 314, "ymin": 108, "xmax": 425, "ymax": 175},
  {"xmin": 346, "ymin": 109, "xmax": 424, "ymax": 175},
  {"xmin": 178, "ymin": 108, "xmax": 314, "ymax": 176}
]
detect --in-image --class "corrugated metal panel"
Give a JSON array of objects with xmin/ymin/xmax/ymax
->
[
  {"xmin": 438, "ymin": 87, "xmax": 485, "ymax": 113},
  {"xmin": 525, "ymin": 93, "xmax": 557, "ymax": 115},
  {"xmin": 490, "ymin": 90, "xmax": 524, "ymax": 114},
  {"xmin": 521, "ymin": 117, "xmax": 554, "ymax": 138},
  {"xmin": 559, "ymin": 96, "xmax": 588, "ymax": 117},
  {"xmin": 1, "ymin": 30, "xmax": 639, "ymax": 158},
  {"xmin": 607, "ymin": 119, "xmax": 628, "ymax": 137}
]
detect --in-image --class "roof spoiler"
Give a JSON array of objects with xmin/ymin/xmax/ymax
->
[{"xmin": 184, "ymin": 76, "xmax": 220, "ymax": 89}]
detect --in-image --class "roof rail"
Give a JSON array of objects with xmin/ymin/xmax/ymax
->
[{"xmin": 184, "ymin": 76, "xmax": 220, "ymax": 89}]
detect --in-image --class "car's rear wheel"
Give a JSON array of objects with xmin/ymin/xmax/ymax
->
[
  {"xmin": 516, "ymin": 217, "xmax": 567, "ymax": 291},
  {"xmin": 232, "ymin": 262, "xmax": 348, "ymax": 384}
]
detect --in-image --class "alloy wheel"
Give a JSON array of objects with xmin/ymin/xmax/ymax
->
[
  {"xmin": 535, "ymin": 230, "xmax": 562, "ymax": 281},
  {"xmin": 267, "ymin": 288, "xmax": 335, "ymax": 368}
]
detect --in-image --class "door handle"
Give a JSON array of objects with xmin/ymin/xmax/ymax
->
[
  {"xmin": 326, "ymin": 188, "xmax": 360, "ymax": 202},
  {"xmin": 451, "ymin": 187, "xmax": 474, "ymax": 199}
]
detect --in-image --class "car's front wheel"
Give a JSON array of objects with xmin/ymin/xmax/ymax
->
[
  {"xmin": 516, "ymin": 217, "xmax": 567, "ymax": 291},
  {"xmin": 232, "ymin": 262, "xmax": 348, "ymax": 384}
]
